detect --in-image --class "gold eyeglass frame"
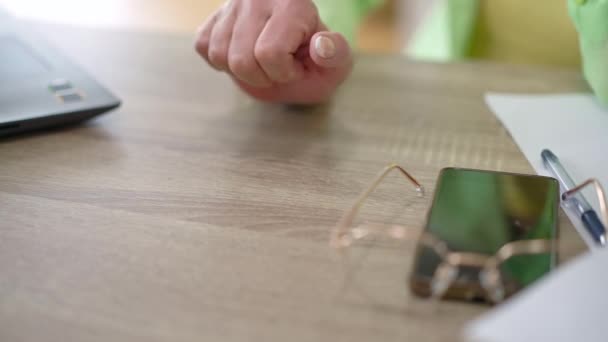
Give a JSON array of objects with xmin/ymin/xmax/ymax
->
[{"xmin": 331, "ymin": 164, "xmax": 608, "ymax": 304}]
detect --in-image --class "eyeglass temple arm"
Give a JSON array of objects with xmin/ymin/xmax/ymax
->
[
  {"xmin": 562, "ymin": 178, "xmax": 608, "ymax": 228},
  {"xmin": 331, "ymin": 164, "xmax": 424, "ymax": 248}
]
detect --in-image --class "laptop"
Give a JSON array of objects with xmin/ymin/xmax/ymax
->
[{"xmin": 0, "ymin": 7, "xmax": 120, "ymax": 137}]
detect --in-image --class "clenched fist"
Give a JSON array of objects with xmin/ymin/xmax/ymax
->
[{"xmin": 195, "ymin": 0, "xmax": 353, "ymax": 104}]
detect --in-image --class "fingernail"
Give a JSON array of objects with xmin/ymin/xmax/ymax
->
[{"xmin": 315, "ymin": 36, "xmax": 335, "ymax": 59}]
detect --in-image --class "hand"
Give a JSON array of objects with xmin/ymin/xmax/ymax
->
[{"xmin": 195, "ymin": 0, "xmax": 353, "ymax": 104}]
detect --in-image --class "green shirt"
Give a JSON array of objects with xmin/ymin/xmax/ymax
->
[{"xmin": 314, "ymin": 0, "xmax": 608, "ymax": 105}]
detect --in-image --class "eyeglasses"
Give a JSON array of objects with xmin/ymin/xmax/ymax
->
[
  {"xmin": 331, "ymin": 164, "xmax": 608, "ymax": 305},
  {"xmin": 562, "ymin": 178, "xmax": 608, "ymax": 242}
]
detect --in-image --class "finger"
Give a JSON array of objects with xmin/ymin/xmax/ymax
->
[
  {"xmin": 194, "ymin": 12, "xmax": 219, "ymax": 63},
  {"xmin": 309, "ymin": 31, "xmax": 352, "ymax": 69},
  {"xmin": 228, "ymin": 13, "xmax": 272, "ymax": 87},
  {"xmin": 208, "ymin": 10, "xmax": 237, "ymax": 71},
  {"xmin": 254, "ymin": 14, "xmax": 310, "ymax": 83}
]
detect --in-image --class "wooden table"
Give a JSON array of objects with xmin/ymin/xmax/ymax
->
[{"xmin": 0, "ymin": 24, "xmax": 588, "ymax": 342}]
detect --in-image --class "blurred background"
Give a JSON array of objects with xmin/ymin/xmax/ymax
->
[{"xmin": 0, "ymin": 0, "xmax": 431, "ymax": 53}]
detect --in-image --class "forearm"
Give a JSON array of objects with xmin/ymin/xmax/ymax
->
[
  {"xmin": 568, "ymin": 0, "xmax": 608, "ymax": 105},
  {"xmin": 313, "ymin": 0, "xmax": 384, "ymax": 44}
]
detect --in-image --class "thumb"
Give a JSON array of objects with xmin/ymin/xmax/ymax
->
[{"xmin": 309, "ymin": 31, "xmax": 352, "ymax": 69}]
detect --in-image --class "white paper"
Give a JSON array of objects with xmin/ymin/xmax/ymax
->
[
  {"xmin": 465, "ymin": 247, "xmax": 608, "ymax": 342},
  {"xmin": 465, "ymin": 94, "xmax": 608, "ymax": 342},
  {"xmin": 485, "ymin": 93, "xmax": 608, "ymax": 248}
]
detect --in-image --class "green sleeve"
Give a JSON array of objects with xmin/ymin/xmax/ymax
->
[
  {"xmin": 313, "ymin": 0, "xmax": 384, "ymax": 44},
  {"xmin": 568, "ymin": 0, "xmax": 608, "ymax": 105}
]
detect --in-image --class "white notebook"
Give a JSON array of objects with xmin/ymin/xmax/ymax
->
[
  {"xmin": 485, "ymin": 93, "xmax": 608, "ymax": 249},
  {"xmin": 464, "ymin": 93, "xmax": 608, "ymax": 342},
  {"xmin": 465, "ymin": 248, "xmax": 608, "ymax": 342}
]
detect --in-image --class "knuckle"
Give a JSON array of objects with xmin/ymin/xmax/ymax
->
[
  {"xmin": 194, "ymin": 36, "xmax": 210, "ymax": 56},
  {"xmin": 282, "ymin": 1, "xmax": 318, "ymax": 27},
  {"xmin": 229, "ymin": 54, "xmax": 255, "ymax": 75},
  {"xmin": 254, "ymin": 43, "xmax": 283, "ymax": 65},
  {"xmin": 208, "ymin": 47, "xmax": 227, "ymax": 67}
]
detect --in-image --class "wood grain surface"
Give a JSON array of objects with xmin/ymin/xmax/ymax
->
[{"xmin": 0, "ymin": 24, "xmax": 588, "ymax": 342}]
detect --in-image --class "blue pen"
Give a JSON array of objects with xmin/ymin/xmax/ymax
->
[{"xmin": 542, "ymin": 149, "xmax": 606, "ymax": 246}]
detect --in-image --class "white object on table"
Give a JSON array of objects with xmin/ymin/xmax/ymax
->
[
  {"xmin": 485, "ymin": 93, "xmax": 608, "ymax": 249},
  {"xmin": 464, "ymin": 246, "xmax": 608, "ymax": 342}
]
